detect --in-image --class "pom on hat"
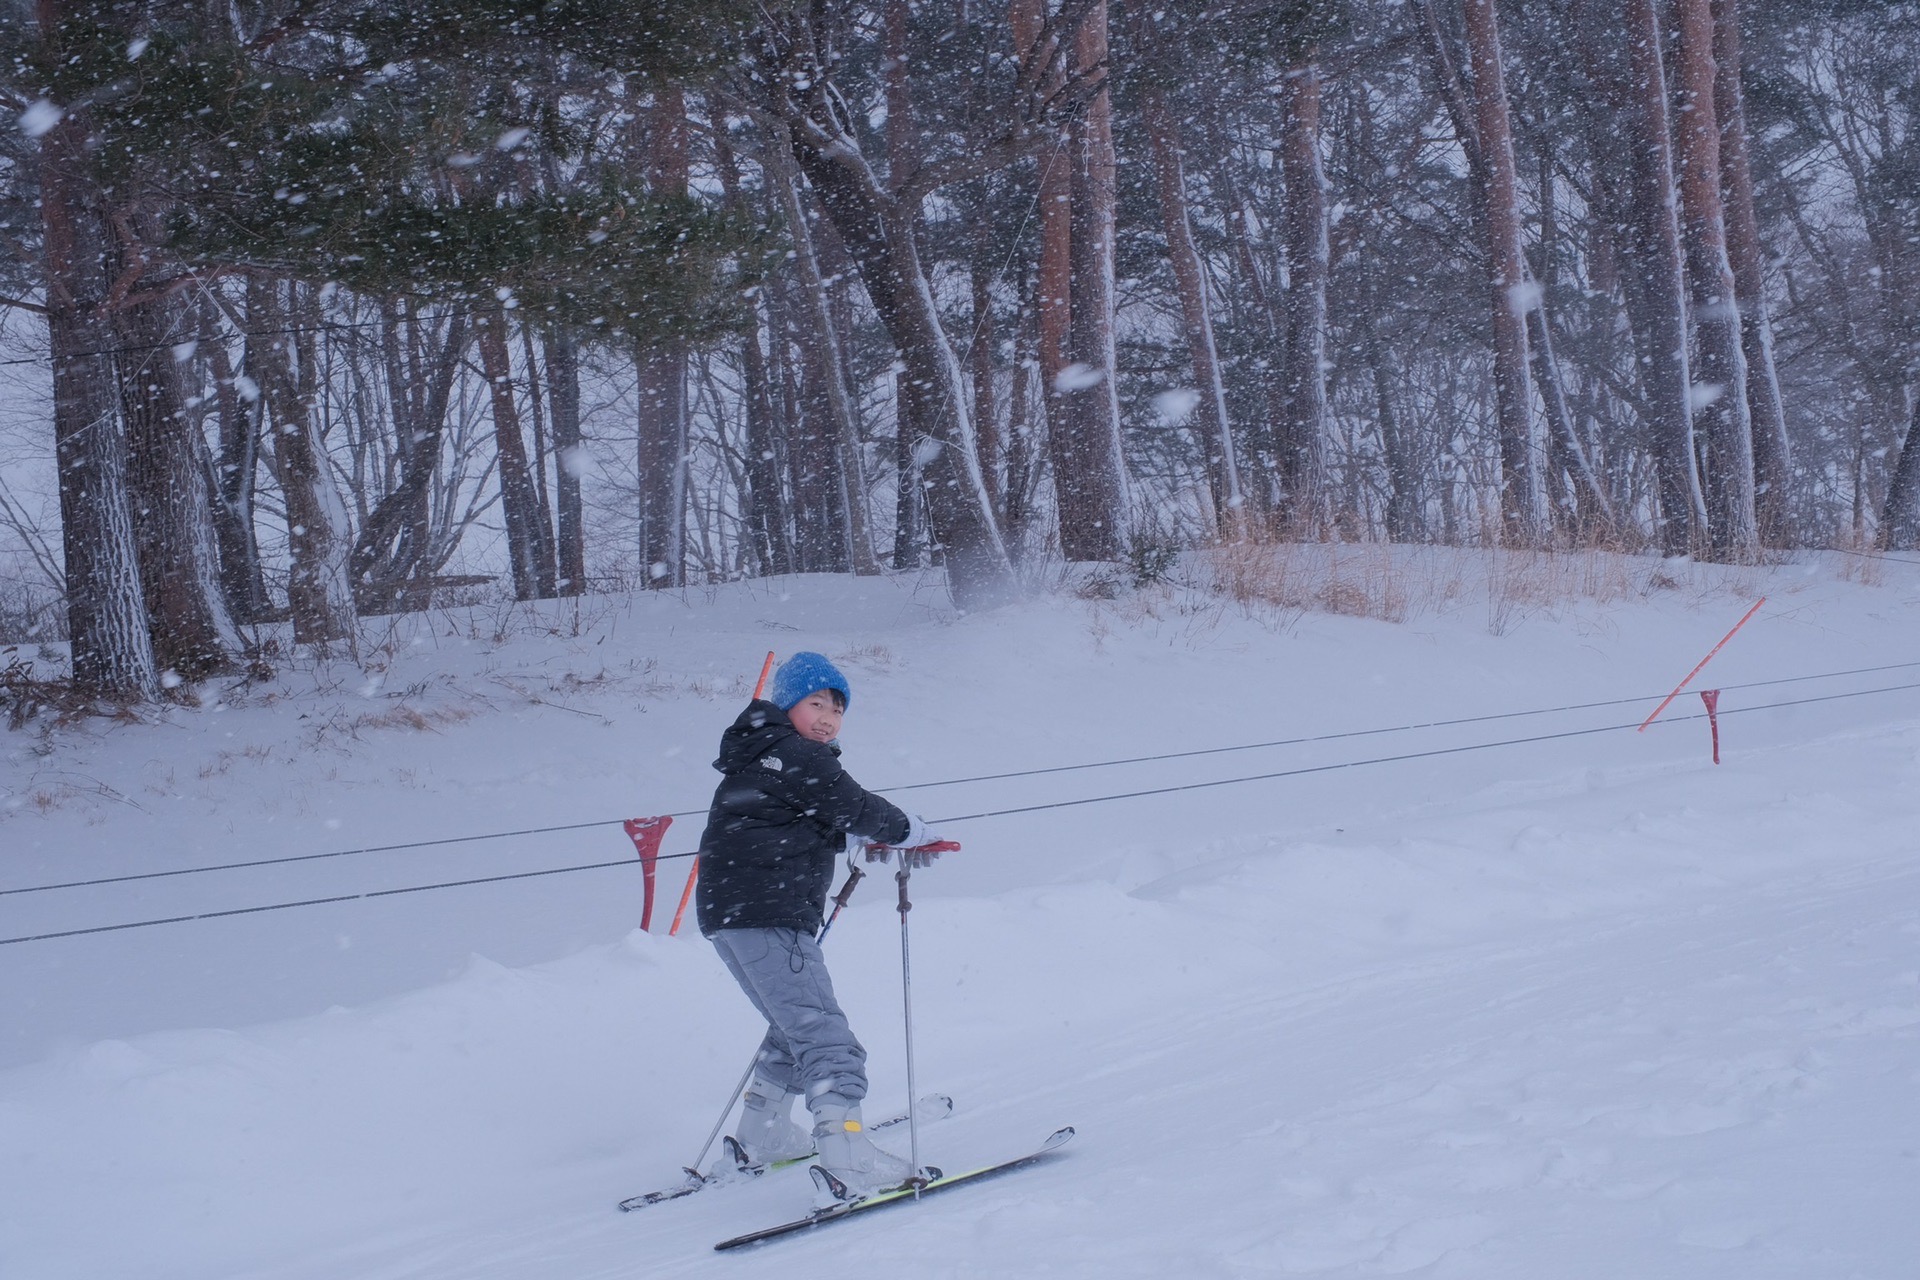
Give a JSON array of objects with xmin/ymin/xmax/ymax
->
[{"xmin": 767, "ymin": 651, "xmax": 852, "ymax": 712}]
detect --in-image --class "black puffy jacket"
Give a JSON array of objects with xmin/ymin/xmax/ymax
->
[{"xmin": 695, "ymin": 700, "xmax": 911, "ymax": 935}]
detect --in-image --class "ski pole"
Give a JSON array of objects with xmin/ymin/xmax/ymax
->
[
  {"xmin": 682, "ymin": 1053, "xmax": 760, "ymax": 1186},
  {"xmin": 814, "ymin": 858, "xmax": 867, "ymax": 948},
  {"xmin": 680, "ymin": 856, "xmax": 866, "ymax": 1182},
  {"xmin": 896, "ymin": 859, "xmax": 925, "ymax": 1197}
]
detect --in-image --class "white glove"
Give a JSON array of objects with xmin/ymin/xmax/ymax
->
[
  {"xmin": 864, "ymin": 815, "xmax": 949, "ymax": 869},
  {"xmin": 901, "ymin": 844, "xmax": 944, "ymax": 869}
]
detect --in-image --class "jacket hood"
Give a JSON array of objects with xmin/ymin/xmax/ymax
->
[{"xmin": 713, "ymin": 699, "xmax": 837, "ymax": 772}]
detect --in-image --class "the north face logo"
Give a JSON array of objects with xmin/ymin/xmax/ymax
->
[{"xmin": 761, "ymin": 755, "xmax": 783, "ymax": 772}]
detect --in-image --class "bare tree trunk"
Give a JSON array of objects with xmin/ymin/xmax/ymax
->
[
  {"xmin": 1711, "ymin": 0, "xmax": 1793, "ymax": 546},
  {"xmin": 376, "ymin": 297, "xmax": 431, "ymax": 596},
  {"xmin": 543, "ymin": 333, "xmax": 587, "ymax": 594},
  {"xmin": 1142, "ymin": 81, "xmax": 1243, "ymax": 534},
  {"xmin": 892, "ymin": 369, "xmax": 927, "ymax": 568},
  {"xmin": 1462, "ymin": 0, "xmax": 1545, "ymax": 545},
  {"xmin": 777, "ymin": 132, "xmax": 1014, "ymax": 606},
  {"xmin": 884, "ymin": 0, "xmax": 929, "ymax": 571},
  {"xmin": 1212, "ymin": 163, "xmax": 1285, "ymax": 520},
  {"xmin": 1277, "ymin": 53, "xmax": 1331, "ymax": 533},
  {"xmin": 883, "ymin": 0, "xmax": 918, "ymax": 195},
  {"xmin": 1586, "ymin": 0, "xmax": 1707, "ymax": 555},
  {"xmin": 636, "ymin": 86, "xmax": 692, "ymax": 588},
  {"xmin": 1529, "ymin": 138, "xmax": 1619, "ymax": 537},
  {"xmin": 521, "ymin": 325, "xmax": 557, "ymax": 585},
  {"xmin": 1013, "ymin": 0, "xmax": 1077, "ymax": 543},
  {"xmin": 761, "ymin": 0, "xmax": 1031, "ymax": 605},
  {"xmin": 251, "ymin": 281, "xmax": 356, "ymax": 642},
  {"xmin": 476, "ymin": 307, "xmax": 555, "ymax": 600},
  {"xmin": 797, "ymin": 337, "xmax": 851, "ymax": 569},
  {"xmin": 767, "ymin": 132, "xmax": 879, "ymax": 574},
  {"xmin": 36, "ymin": 97, "xmax": 158, "ymax": 698},
  {"xmin": 763, "ymin": 280, "xmax": 817, "ymax": 569},
  {"xmin": 1359, "ymin": 263, "xmax": 1423, "ymax": 543},
  {"xmin": 351, "ymin": 303, "xmax": 468, "ymax": 610},
  {"xmin": 634, "ymin": 331, "xmax": 689, "ymax": 587},
  {"xmin": 1674, "ymin": 0, "xmax": 1759, "ymax": 561},
  {"xmin": 769, "ymin": 275, "xmax": 844, "ymax": 572},
  {"xmin": 1005, "ymin": 290, "xmax": 1039, "ymax": 550},
  {"xmin": 970, "ymin": 204, "xmax": 1004, "ymax": 518},
  {"xmin": 1882, "ymin": 394, "xmax": 1920, "ymax": 550},
  {"xmin": 206, "ymin": 307, "xmax": 270, "ymax": 624},
  {"xmin": 1054, "ymin": 0, "xmax": 1133, "ymax": 562},
  {"xmin": 744, "ymin": 313, "xmax": 794, "ymax": 576},
  {"xmin": 116, "ymin": 284, "xmax": 239, "ymax": 677},
  {"xmin": 713, "ymin": 126, "xmax": 792, "ymax": 577}
]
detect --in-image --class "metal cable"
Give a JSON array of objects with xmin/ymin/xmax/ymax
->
[
  {"xmin": 7, "ymin": 657, "xmax": 1920, "ymax": 900},
  {"xmin": 5, "ymin": 678, "xmax": 1916, "ymax": 947}
]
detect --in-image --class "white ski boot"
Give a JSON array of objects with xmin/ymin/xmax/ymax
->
[
  {"xmin": 731, "ymin": 1076, "xmax": 813, "ymax": 1165},
  {"xmin": 808, "ymin": 1096, "xmax": 914, "ymax": 1198}
]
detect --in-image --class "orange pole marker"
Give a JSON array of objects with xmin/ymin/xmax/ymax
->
[
  {"xmin": 670, "ymin": 653, "xmax": 778, "ymax": 937},
  {"xmin": 667, "ymin": 865, "xmax": 699, "ymax": 937},
  {"xmin": 1638, "ymin": 597, "xmax": 1766, "ymax": 732}
]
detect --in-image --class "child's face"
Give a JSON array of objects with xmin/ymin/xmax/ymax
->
[{"xmin": 787, "ymin": 690, "xmax": 844, "ymax": 744}]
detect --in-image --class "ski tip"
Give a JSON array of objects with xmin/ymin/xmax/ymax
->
[
  {"xmin": 873, "ymin": 1094, "xmax": 954, "ymax": 1131},
  {"xmin": 617, "ymin": 1167, "xmax": 705, "ymax": 1211},
  {"xmin": 1041, "ymin": 1125, "xmax": 1075, "ymax": 1151},
  {"xmin": 616, "ymin": 1186, "xmax": 679, "ymax": 1212}
]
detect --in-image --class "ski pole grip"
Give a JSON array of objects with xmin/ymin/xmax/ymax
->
[
  {"xmin": 831, "ymin": 865, "xmax": 866, "ymax": 913},
  {"xmin": 896, "ymin": 865, "xmax": 912, "ymax": 914}
]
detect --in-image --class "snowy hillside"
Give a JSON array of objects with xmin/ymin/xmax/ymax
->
[{"xmin": 5, "ymin": 549, "xmax": 1920, "ymax": 1278}]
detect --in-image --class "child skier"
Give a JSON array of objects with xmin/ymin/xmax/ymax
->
[{"xmin": 696, "ymin": 651, "xmax": 946, "ymax": 1195}]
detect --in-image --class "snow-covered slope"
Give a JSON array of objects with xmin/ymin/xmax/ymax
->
[{"xmin": 4, "ymin": 551, "xmax": 1919, "ymax": 1277}]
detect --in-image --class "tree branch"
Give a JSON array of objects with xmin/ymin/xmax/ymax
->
[{"xmin": 0, "ymin": 473, "xmax": 64, "ymax": 594}]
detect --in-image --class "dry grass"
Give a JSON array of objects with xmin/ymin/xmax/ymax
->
[
  {"xmin": 297, "ymin": 701, "xmax": 478, "ymax": 750},
  {"xmin": 1195, "ymin": 540, "xmax": 1725, "ymax": 634},
  {"xmin": 1201, "ymin": 541, "xmax": 1413, "ymax": 625},
  {"xmin": 836, "ymin": 642, "xmax": 896, "ymax": 673},
  {"xmin": 3, "ymin": 774, "xmax": 141, "ymax": 818},
  {"xmin": 1832, "ymin": 531, "xmax": 1888, "ymax": 586},
  {"xmin": 352, "ymin": 704, "xmax": 474, "ymax": 734}
]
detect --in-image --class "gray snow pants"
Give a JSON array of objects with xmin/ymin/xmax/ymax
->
[{"xmin": 710, "ymin": 926, "xmax": 868, "ymax": 1104}]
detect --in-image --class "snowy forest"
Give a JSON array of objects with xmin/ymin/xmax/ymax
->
[{"xmin": 1, "ymin": 0, "xmax": 1917, "ymax": 701}]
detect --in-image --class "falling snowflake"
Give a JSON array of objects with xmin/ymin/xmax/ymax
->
[{"xmin": 18, "ymin": 100, "xmax": 64, "ymax": 139}]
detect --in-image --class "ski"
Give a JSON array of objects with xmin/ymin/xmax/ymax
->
[
  {"xmin": 712, "ymin": 1125, "xmax": 1075, "ymax": 1251},
  {"xmin": 616, "ymin": 1095, "xmax": 953, "ymax": 1212}
]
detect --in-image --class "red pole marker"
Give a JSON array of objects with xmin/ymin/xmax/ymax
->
[
  {"xmin": 623, "ymin": 816, "xmax": 673, "ymax": 931},
  {"xmin": 1700, "ymin": 689, "xmax": 1722, "ymax": 764},
  {"xmin": 1639, "ymin": 597, "xmax": 1766, "ymax": 731}
]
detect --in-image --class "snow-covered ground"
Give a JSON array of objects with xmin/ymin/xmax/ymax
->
[{"xmin": 4, "ymin": 549, "xmax": 1919, "ymax": 1278}]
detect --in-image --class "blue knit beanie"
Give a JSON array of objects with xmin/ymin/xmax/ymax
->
[{"xmin": 767, "ymin": 651, "xmax": 852, "ymax": 712}]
